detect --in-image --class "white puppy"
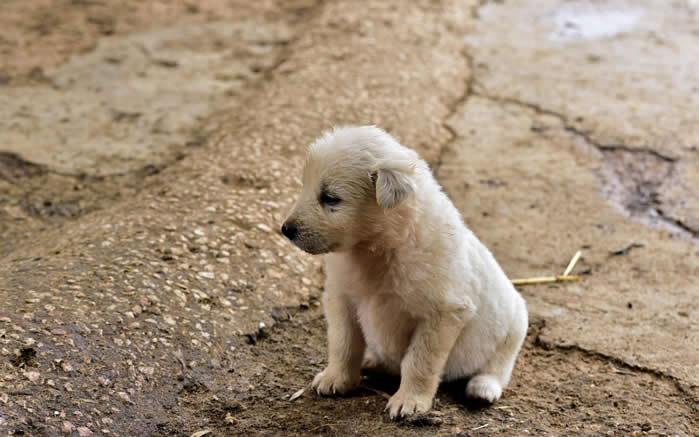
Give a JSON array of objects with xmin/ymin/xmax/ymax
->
[{"xmin": 282, "ymin": 126, "xmax": 528, "ymax": 419}]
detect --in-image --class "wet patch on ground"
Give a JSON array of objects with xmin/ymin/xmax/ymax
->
[
  {"xmin": 463, "ymin": 91, "xmax": 698, "ymax": 242},
  {"xmin": 594, "ymin": 146, "xmax": 698, "ymax": 238}
]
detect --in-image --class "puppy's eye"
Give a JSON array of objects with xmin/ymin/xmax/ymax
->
[{"xmin": 320, "ymin": 192, "xmax": 342, "ymax": 206}]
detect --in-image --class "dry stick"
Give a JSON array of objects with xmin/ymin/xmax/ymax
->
[
  {"xmin": 289, "ymin": 387, "xmax": 306, "ymax": 401},
  {"xmin": 562, "ymin": 250, "xmax": 582, "ymax": 276},
  {"xmin": 511, "ymin": 251, "xmax": 582, "ymax": 286},
  {"xmin": 511, "ymin": 275, "xmax": 579, "ymax": 286},
  {"xmin": 362, "ymin": 385, "xmax": 391, "ymax": 400}
]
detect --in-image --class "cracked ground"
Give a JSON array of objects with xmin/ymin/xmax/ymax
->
[{"xmin": 0, "ymin": 0, "xmax": 697, "ymax": 435}]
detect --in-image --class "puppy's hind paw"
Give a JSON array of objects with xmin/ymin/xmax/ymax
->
[
  {"xmin": 466, "ymin": 375, "xmax": 502, "ymax": 404},
  {"xmin": 311, "ymin": 367, "xmax": 359, "ymax": 396}
]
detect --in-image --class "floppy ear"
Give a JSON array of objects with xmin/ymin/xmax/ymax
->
[{"xmin": 374, "ymin": 166, "xmax": 415, "ymax": 209}]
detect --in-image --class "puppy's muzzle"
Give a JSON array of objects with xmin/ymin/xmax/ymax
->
[{"xmin": 281, "ymin": 221, "xmax": 298, "ymax": 241}]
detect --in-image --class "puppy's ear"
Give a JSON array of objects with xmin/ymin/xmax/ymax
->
[{"xmin": 373, "ymin": 163, "xmax": 415, "ymax": 209}]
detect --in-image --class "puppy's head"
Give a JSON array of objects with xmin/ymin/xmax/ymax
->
[{"xmin": 282, "ymin": 126, "xmax": 418, "ymax": 254}]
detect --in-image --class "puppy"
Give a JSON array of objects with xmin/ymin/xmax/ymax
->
[{"xmin": 282, "ymin": 126, "xmax": 528, "ymax": 418}]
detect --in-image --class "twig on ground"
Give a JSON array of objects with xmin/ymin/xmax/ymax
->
[
  {"xmin": 361, "ymin": 385, "xmax": 391, "ymax": 400},
  {"xmin": 289, "ymin": 386, "xmax": 306, "ymax": 401},
  {"xmin": 511, "ymin": 275, "xmax": 579, "ymax": 286},
  {"xmin": 562, "ymin": 250, "xmax": 582, "ymax": 276},
  {"xmin": 511, "ymin": 251, "xmax": 583, "ymax": 286}
]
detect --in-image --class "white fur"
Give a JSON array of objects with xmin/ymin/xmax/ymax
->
[{"xmin": 283, "ymin": 126, "xmax": 528, "ymax": 419}]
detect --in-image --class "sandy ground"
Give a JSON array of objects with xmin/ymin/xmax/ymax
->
[{"xmin": 0, "ymin": 0, "xmax": 697, "ymax": 435}]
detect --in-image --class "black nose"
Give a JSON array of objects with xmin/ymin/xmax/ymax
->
[{"xmin": 281, "ymin": 222, "xmax": 298, "ymax": 240}]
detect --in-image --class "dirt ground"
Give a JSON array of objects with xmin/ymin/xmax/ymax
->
[{"xmin": 0, "ymin": 0, "xmax": 697, "ymax": 436}]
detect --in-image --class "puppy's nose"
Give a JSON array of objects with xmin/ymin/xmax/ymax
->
[{"xmin": 281, "ymin": 222, "xmax": 298, "ymax": 240}]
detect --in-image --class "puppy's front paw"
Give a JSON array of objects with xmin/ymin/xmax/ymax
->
[
  {"xmin": 311, "ymin": 367, "xmax": 359, "ymax": 396},
  {"xmin": 385, "ymin": 389, "xmax": 433, "ymax": 419},
  {"xmin": 466, "ymin": 375, "xmax": 502, "ymax": 403}
]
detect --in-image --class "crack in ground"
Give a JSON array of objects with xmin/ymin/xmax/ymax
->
[
  {"xmin": 433, "ymin": 50, "xmax": 471, "ymax": 177},
  {"xmin": 432, "ymin": 0, "xmax": 487, "ymax": 177},
  {"xmin": 578, "ymin": 140, "xmax": 677, "ymax": 163},
  {"xmin": 470, "ymin": 90, "xmax": 676, "ymax": 163},
  {"xmin": 530, "ymin": 319, "xmax": 698, "ymax": 411},
  {"xmin": 438, "ymin": 4, "xmax": 695, "ymax": 240},
  {"xmin": 655, "ymin": 207, "xmax": 698, "ymax": 236},
  {"xmin": 467, "ymin": 91, "xmax": 697, "ymax": 239},
  {"xmin": 560, "ymin": 126, "xmax": 695, "ymax": 238}
]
